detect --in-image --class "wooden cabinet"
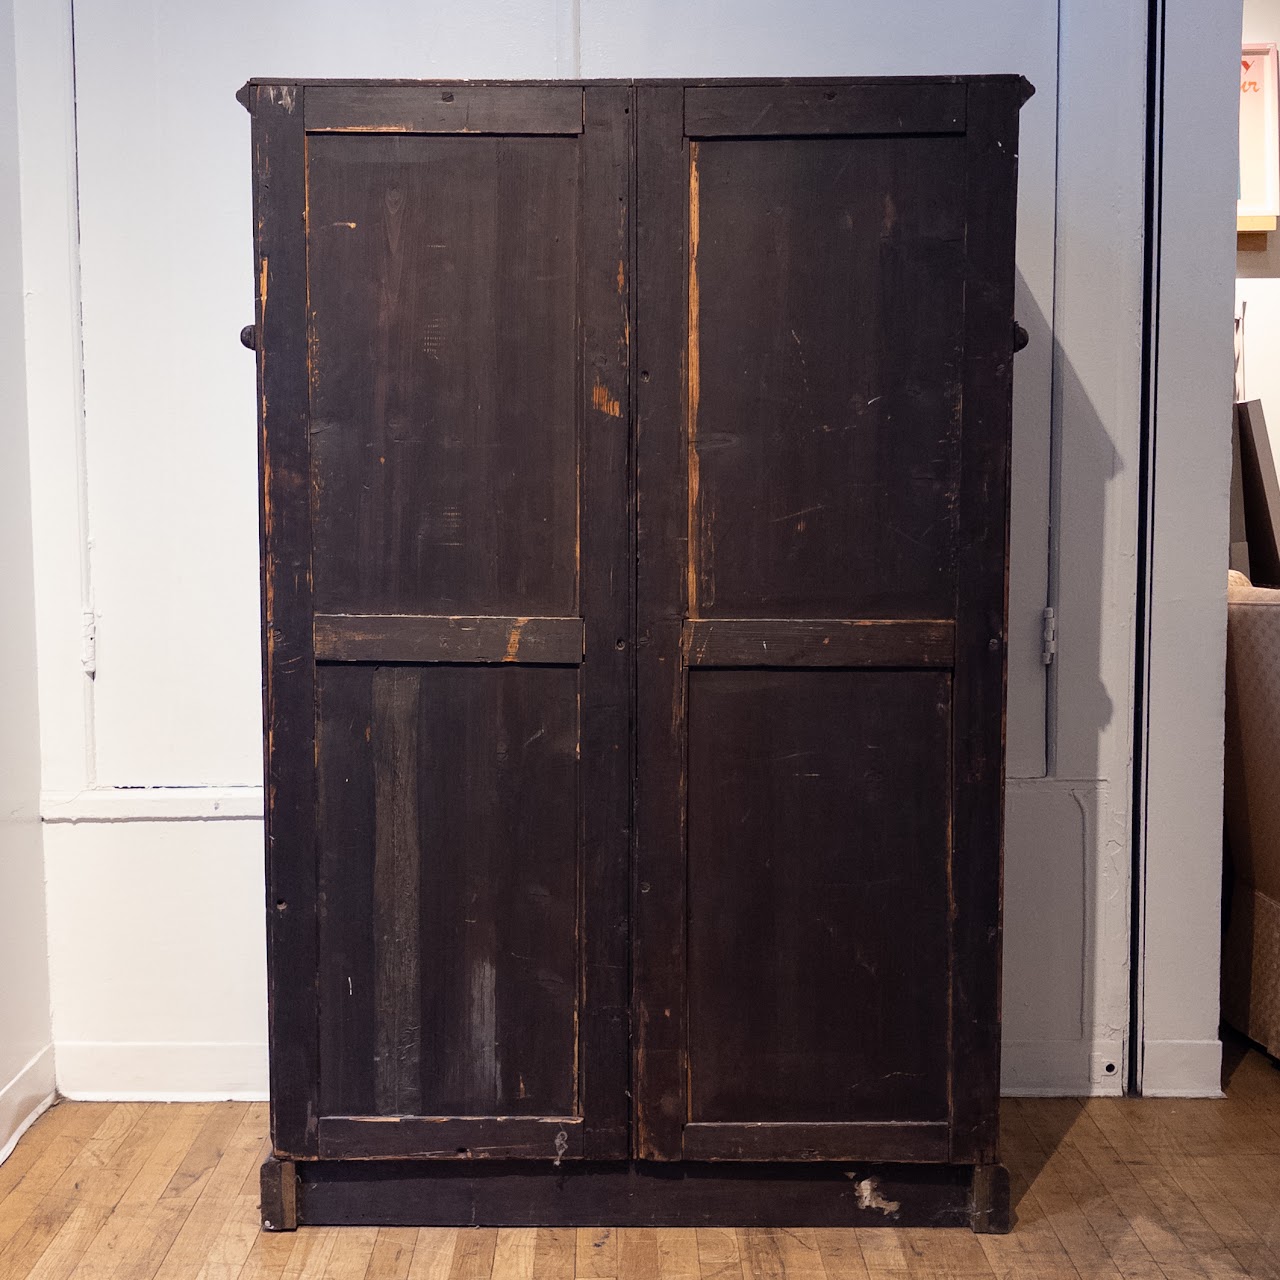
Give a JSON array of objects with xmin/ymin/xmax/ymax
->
[{"xmin": 242, "ymin": 75, "xmax": 1030, "ymax": 1234}]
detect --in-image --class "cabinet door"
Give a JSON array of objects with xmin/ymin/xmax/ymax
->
[
  {"xmin": 633, "ymin": 81, "xmax": 1022, "ymax": 1164},
  {"xmin": 252, "ymin": 83, "xmax": 632, "ymax": 1162}
]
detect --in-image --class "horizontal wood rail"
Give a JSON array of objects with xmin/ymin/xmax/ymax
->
[
  {"xmin": 314, "ymin": 614, "xmax": 584, "ymax": 665},
  {"xmin": 305, "ymin": 85, "xmax": 584, "ymax": 135},
  {"xmin": 681, "ymin": 1120, "xmax": 950, "ymax": 1163},
  {"xmin": 681, "ymin": 618, "xmax": 955, "ymax": 668},
  {"xmin": 683, "ymin": 84, "xmax": 966, "ymax": 137},
  {"xmin": 317, "ymin": 1116, "xmax": 584, "ymax": 1160}
]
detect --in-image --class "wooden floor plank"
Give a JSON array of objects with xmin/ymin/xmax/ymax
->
[
  {"xmin": 854, "ymin": 1227, "xmax": 913, "ymax": 1277},
  {"xmin": 280, "ymin": 1228, "xmax": 338, "ymax": 1280},
  {"xmin": 233, "ymin": 1217, "xmax": 298, "ymax": 1280},
  {"xmin": 618, "ymin": 1228, "xmax": 659, "ymax": 1280},
  {"xmin": 1016, "ymin": 1097, "xmax": 1166, "ymax": 1279},
  {"xmin": 0, "ymin": 1105, "xmax": 87, "ymax": 1204},
  {"xmin": 0, "ymin": 1104, "xmax": 125, "ymax": 1254},
  {"xmin": 531, "ymin": 1227, "xmax": 576, "ymax": 1279},
  {"xmin": 0, "ymin": 1104, "xmax": 155, "ymax": 1278},
  {"xmin": 5, "ymin": 1044, "xmax": 1280, "ymax": 1279},
  {"xmin": 976, "ymin": 1159, "xmax": 1083, "ymax": 1280},
  {"xmin": 812, "ymin": 1228, "xmax": 869, "ymax": 1280},
  {"xmin": 71, "ymin": 1102, "xmax": 216, "ymax": 1280},
  {"xmin": 491, "ymin": 1228, "xmax": 536, "ymax": 1280},
  {"xmin": 658, "ymin": 1228, "xmax": 701, "ymax": 1279},
  {"xmin": 577, "ymin": 1226, "xmax": 618, "ymax": 1279},
  {"xmin": 902, "ymin": 1227, "xmax": 992, "ymax": 1278},
  {"xmin": 148, "ymin": 1104, "xmax": 264, "ymax": 1280},
  {"xmin": 406, "ymin": 1229, "xmax": 459, "ymax": 1280},
  {"xmin": 1001, "ymin": 1100, "xmax": 1123, "ymax": 1280},
  {"xmin": 316, "ymin": 1226, "xmax": 377, "ymax": 1279},
  {"xmin": 365, "ymin": 1227, "xmax": 419, "ymax": 1280},
  {"xmin": 31, "ymin": 1103, "xmax": 207, "ymax": 1280},
  {"xmin": 695, "ymin": 1228, "xmax": 745, "ymax": 1280},
  {"xmin": 446, "ymin": 1228, "xmax": 497, "ymax": 1280}
]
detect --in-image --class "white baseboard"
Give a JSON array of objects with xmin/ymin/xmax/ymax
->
[
  {"xmin": 1140, "ymin": 1037, "xmax": 1224, "ymax": 1097},
  {"xmin": 0, "ymin": 1046, "xmax": 57, "ymax": 1164},
  {"xmin": 1001, "ymin": 1038, "xmax": 1127, "ymax": 1096},
  {"xmin": 55, "ymin": 1040, "xmax": 268, "ymax": 1101}
]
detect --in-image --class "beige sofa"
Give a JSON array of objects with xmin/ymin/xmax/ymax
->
[{"xmin": 1223, "ymin": 569, "xmax": 1280, "ymax": 1057}]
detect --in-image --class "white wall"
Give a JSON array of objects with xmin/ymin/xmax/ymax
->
[
  {"xmin": 0, "ymin": 0, "xmax": 55, "ymax": 1155},
  {"xmin": 1135, "ymin": 0, "xmax": 1238, "ymax": 1097},
  {"xmin": 12, "ymin": 0, "xmax": 1225, "ymax": 1098}
]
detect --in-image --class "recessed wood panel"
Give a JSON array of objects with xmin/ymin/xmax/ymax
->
[
  {"xmin": 316, "ymin": 664, "xmax": 580, "ymax": 1119},
  {"xmin": 306, "ymin": 133, "xmax": 580, "ymax": 617},
  {"xmin": 686, "ymin": 669, "xmax": 953, "ymax": 1125},
  {"xmin": 688, "ymin": 135, "xmax": 966, "ymax": 619}
]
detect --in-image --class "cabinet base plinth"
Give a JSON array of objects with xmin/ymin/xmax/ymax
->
[
  {"xmin": 291, "ymin": 1159, "xmax": 1009, "ymax": 1231},
  {"xmin": 260, "ymin": 1156, "xmax": 298, "ymax": 1231},
  {"xmin": 968, "ymin": 1162, "xmax": 1012, "ymax": 1234}
]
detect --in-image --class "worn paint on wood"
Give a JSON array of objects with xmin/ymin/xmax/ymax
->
[{"xmin": 252, "ymin": 75, "xmax": 1027, "ymax": 1226}]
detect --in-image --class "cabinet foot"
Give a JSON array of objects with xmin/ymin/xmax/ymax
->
[
  {"xmin": 261, "ymin": 1156, "xmax": 298, "ymax": 1231},
  {"xmin": 969, "ymin": 1162, "xmax": 1012, "ymax": 1234}
]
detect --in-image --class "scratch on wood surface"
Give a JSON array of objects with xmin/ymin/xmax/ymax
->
[
  {"xmin": 616, "ymin": 258, "xmax": 625, "ymax": 295},
  {"xmin": 687, "ymin": 143, "xmax": 701, "ymax": 616},
  {"xmin": 331, "ymin": 220, "xmax": 357, "ymax": 229},
  {"xmin": 592, "ymin": 380, "xmax": 621, "ymax": 418},
  {"xmin": 266, "ymin": 85, "xmax": 296, "ymax": 113},
  {"xmin": 504, "ymin": 618, "xmax": 529, "ymax": 662}
]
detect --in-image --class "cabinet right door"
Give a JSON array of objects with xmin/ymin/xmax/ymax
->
[{"xmin": 633, "ymin": 79, "xmax": 1024, "ymax": 1166}]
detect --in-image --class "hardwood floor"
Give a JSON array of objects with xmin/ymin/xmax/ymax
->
[{"xmin": 2, "ymin": 1038, "xmax": 1278, "ymax": 1279}]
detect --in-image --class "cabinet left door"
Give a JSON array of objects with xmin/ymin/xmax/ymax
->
[{"xmin": 249, "ymin": 82, "xmax": 633, "ymax": 1163}]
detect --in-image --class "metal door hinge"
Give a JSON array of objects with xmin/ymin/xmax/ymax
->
[
  {"xmin": 81, "ymin": 609, "xmax": 97, "ymax": 677},
  {"xmin": 1041, "ymin": 606, "xmax": 1057, "ymax": 666}
]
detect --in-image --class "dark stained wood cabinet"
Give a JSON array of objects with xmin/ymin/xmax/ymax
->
[{"xmin": 241, "ymin": 75, "xmax": 1031, "ymax": 1234}]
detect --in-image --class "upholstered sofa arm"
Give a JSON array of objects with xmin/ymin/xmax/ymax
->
[{"xmin": 1226, "ymin": 570, "xmax": 1280, "ymax": 903}]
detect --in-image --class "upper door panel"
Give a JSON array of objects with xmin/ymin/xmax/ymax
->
[
  {"xmin": 689, "ymin": 131, "xmax": 966, "ymax": 620},
  {"xmin": 307, "ymin": 132, "xmax": 580, "ymax": 618}
]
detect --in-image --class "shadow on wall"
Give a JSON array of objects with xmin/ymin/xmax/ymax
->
[{"xmin": 1001, "ymin": 273, "xmax": 1129, "ymax": 1105}]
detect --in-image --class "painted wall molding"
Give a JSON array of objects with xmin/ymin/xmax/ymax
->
[{"xmin": 42, "ymin": 786, "xmax": 264, "ymax": 823}]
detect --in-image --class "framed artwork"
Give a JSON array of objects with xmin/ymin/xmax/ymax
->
[{"xmin": 1240, "ymin": 44, "xmax": 1280, "ymax": 221}]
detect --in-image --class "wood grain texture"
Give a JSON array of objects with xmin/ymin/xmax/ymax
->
[
  {"xmin": 681, "ymin": 618, "xmax": 954, "ymax": 668},
  {"xmin": 251, "ymin": 80, "xmax": 319, "ymax": 1160},
  {"xmin": 316, "ymin": 665, "xmax": 580, "ymax": 1121},
  {"xmin": 946, "ymin": 79, "xmax": 1023, "ymax": 1167},
  {"xmin": 305, "ymin": 85, "xmax": 583, "ymax": 135},
  {"xmin": 7, "ymin": 1040, "xmax": 1280, "ymax": 1274},
  {"xmin": 686, "ymin": 131, "xmax": 966, "ymax": 620},
  {"xmin": 575, "ymin": 83, "xmax": 635, "ymax": 1161},
  {"xmin": 314, "ymin": 616, "xmax": 584, "ymax": 665},
  {"xmin": 285, "ymin": 84, "xmax": 633, "ymax": 1168},
  {"xmin": 255, "ymin": 74, "xmax": 1026, "ymax": 1208},
  {"xmin": 632, "ymin": 83, "xmax": 690, "ymax": 1163},
  {"xmin": 307, "ymin": 132, "xmax": 580, "ymax": 619},
  {"xmin": 297, "ymin": 1160, "xmax": 975, "ymax": 1228},
  {"xmin": 683, "ymin": 83, "xmax": 966, "ymax": 136},
  {"xmin": 685, "ymin": 670, "xmax": 952, "ymax": 1128},
  {"xmin": 372, "ymin": 669, "xmax": 423, "ymax": 1117},
  {"xmin": 681, "ymin": 1121, "xmax": 950, "ymax": 1163},
  {"xmin": 316, "ymin": 1117, "xmax": 582, "ymax": 1161}
]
